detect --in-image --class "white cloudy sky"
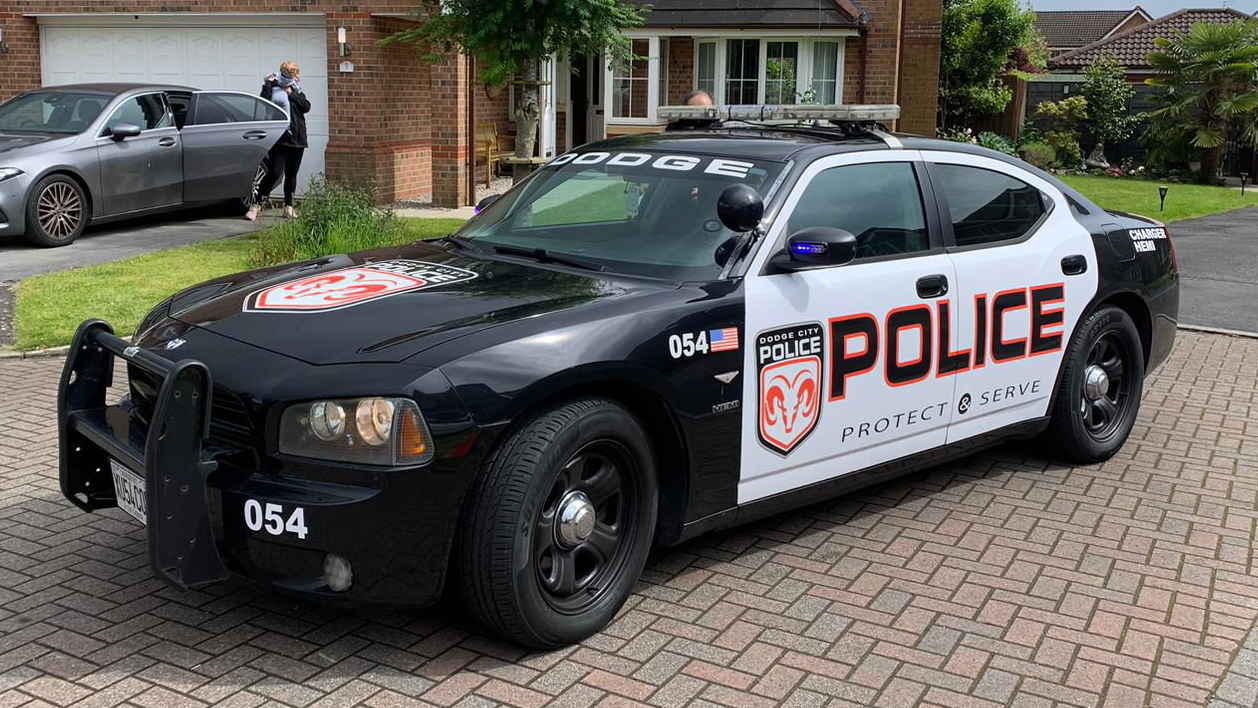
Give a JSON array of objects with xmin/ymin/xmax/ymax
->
[{"xmin": 1027, "ymin": 0, "xmax": 1253, "ymax": 16}]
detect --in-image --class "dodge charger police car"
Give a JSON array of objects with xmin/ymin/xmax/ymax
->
[{"xmin": 58, "ymin": 105, "xmax": 1178, "ymax": 648}]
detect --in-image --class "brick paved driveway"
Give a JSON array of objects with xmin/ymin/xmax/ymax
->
[{"xmin": 2, "ymin": 331, "xmax": 1257, "ymax": 708}]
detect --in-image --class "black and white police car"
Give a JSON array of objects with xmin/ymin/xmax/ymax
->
[{"xmin": 58, "ymin": 105, "xmax": 1178, "ymax": 648}]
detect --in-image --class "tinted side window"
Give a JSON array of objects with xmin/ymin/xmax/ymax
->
[
  {"xmin": 935, "ymin": 165, "xmax": 1047, "ymax": 247},
  {"xmin": 193, "ymin": 94, "xmax": 280, "ymax": 125},
  {"xmin": 103, "ymin": 94, "xmax": 171, "ymax": 133},
  {"xmin": 788, "ymin": 162, "xmax": 929, "ymax": 260}
]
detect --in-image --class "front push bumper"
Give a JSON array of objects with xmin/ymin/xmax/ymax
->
[
  {"xmin": 57, "ymin": 319, "xmax": 479, "ymax": 604},
  {"xmin": 58, "ymin": 319, "xmax": 228, "ymax": 589}
]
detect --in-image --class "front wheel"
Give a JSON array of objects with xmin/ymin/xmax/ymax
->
[
  {"xmin": 24, "ymin": 175, "xmax": 88, "ymax": 247},
  {"xmin": 1046, "ymin": 305, "xmax": 1145, "ymax": 463},
  {"xmin": 458, "ymin": 398, "xmax": 657, "ymax": 648}
]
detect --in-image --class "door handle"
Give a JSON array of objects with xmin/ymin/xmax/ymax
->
[
  {"xmin": 916, "ymin": 274, "xmax": 949, "ymax": 299},
  {"xmin": 157, "ymin": 137, "xmax": 176, "ymax": 147},
  {"xmin": 1061, "ymin": 255, "xmax": 1088, "ymax": 276},
  {"xmin": 243, "ymin": 131, "xmax": 268, "ymax": 140}
]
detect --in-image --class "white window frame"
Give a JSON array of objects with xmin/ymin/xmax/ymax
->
[
  {"xmin": 606, "ymin": 36, "xmax": 661, "ymax": 125},
  {"xmin": 606, "ymin": 33, "xmax": 849, "ymax": 126}
]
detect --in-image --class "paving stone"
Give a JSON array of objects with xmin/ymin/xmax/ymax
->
[{"xmin": 2, "ymin": 332, "xmax": 1258, "ymax": 706}]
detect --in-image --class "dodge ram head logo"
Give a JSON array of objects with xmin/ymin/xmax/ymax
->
[
  {"xmin": 757, "ymin": 322, "xmax": 825, "ymax": 456},
  {"xmin": 244, "ymin": 260, "xmax": 477, "ymax": 313}
]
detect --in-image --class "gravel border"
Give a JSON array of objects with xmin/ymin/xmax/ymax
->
[{"xmin": 0, "ymin": 282, "xmax": 14, "ymax": 349}]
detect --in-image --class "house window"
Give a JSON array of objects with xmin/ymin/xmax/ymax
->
[
  {"xmin": 811, "ymin": 41, "xmax": 841, "ymax": 104},
  {"xmin": 725, "ymin": 39, "xmax": 759, "ymax": 104},
  {"xmin": 765, "ymin": 41, "xmax": 800, "ymax": 104},
  {"xmin": 696, "ymin": 41, "xmax": 717, "ymax": 98},
  {"xmin": 612, "ymin": 38, "xmax": 651, "ymax": 119}
]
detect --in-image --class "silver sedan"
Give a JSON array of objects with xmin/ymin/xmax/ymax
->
[{"xmin": 0, "ymin": 84, "xmax": 288, "ymax": 247}]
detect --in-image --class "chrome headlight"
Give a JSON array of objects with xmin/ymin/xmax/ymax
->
[
  {"xmin": 0, "ymin": 168, "xmax": 24, "ymax": 183},
  {"xmin": 279, "ymin": 397, "xmax": 434, "ymax": 466}
]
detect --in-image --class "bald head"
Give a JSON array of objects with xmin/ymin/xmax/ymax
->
[{"xmin": 684, "ymin": 90, "xmax": 714, "ymax": 107}]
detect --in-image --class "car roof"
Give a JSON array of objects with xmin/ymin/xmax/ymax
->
[
  {"xmin": 31, "ymin": 83, "xmax": 197, "ymax": 95},
  {"xmin": 578, "ymin": 128, "xmax": 1109, "ymax": 218}
]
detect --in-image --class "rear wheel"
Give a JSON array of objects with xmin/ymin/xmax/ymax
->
[
  {"xmin": 458, "ymin": 398, "xmax": 657, "ymax": 648},
  {"xmin": 235, "ymin": 161, "xmax": 268, "ymax": 213},
  {"xmin": 1046, "ymin": 305, "xmax": 1144, "ymax": 463},
  {"xmin": 24, "ymin": 175, "xmax": 88, "ymax": 247}
]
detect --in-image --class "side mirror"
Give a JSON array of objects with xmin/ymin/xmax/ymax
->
[
  {"xmin": 716, "ymin": 184, "xmax": 764, "ymax": 233},
  {"xmin": 771, "ymin": 227, "xmax": 858, "ymax": 272},
  {"xmin": 475, "ymin": 194, "xmax": 501, "ymax": 214},
  {"xmin": 108, "ymin": 122, "xmax": 142, "ymax": 141}
]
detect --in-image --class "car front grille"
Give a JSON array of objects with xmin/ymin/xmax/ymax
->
[{"xmin": 127, "ymin": 363, "xmax": 257, "ymax": 455}]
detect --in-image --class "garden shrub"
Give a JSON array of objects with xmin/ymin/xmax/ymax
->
[
  {"xmin": 1035, "ymin": 96, "xmax": 1087, "ymax": 169},
  {"xmin": 1019, "ymin": 142, "xmax": 1057, "ymax": 170},
  {"xmin": 250, "ymin": 178, "xmax": 410, "ymax": 267},
  {"xmin": 977, "ymin": 131, "xmax": 1017, "ymax": 155}
]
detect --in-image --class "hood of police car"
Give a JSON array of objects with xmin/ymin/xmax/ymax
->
[{"xmin": 164, "ymin": 242, "xmax": 667, "ymax": 365}]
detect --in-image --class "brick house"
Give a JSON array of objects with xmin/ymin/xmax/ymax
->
[
  {"xmin": 1034, "ymin": 6, "xmax": 1152, "ymax": 58},
  {"xmin": 0, "ymin": 1, "xmax": 942, "ymax": 207}
]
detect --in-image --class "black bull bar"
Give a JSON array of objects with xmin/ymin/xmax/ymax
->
[{"xmin": 57, "ymin": 319, "xmax": 229, "ymax": 590}]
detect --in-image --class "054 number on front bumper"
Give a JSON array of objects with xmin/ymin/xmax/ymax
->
[{"xmin": 243, "ymin": 499, "xmax": 309, "ymax": 540}]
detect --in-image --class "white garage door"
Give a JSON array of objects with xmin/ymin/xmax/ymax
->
[{"xmin": 38, "ymin": 15, "xmax": 329, "ymax": 195}]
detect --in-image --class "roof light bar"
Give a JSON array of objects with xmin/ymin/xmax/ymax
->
[{"xmin": 658, "ymin": 104, "xmax": 901, "ymax": 123}]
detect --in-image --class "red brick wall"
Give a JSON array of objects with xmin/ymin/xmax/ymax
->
[
  {"xmin": 899, "ymin": 0, "xmax": 943, "ymax": 137},
  {"xmin": 667, "ymin": 39, "xmax": 695, "ymax": 105},
  {"xmin": 472, "ymin": 65, "xmax": 511, "ymax": 183},
  {"xmin": 842, "ymin": 0, "xmax": 941, "ymax": 136}
]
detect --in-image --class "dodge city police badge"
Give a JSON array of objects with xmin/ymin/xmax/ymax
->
[
  {"xmin": 244, "ymin": 259, "xmax": 478, "ymax": 313},
  {"xmin": 756, "ymin": 322, "xmax": 825, "ymax": 456}
]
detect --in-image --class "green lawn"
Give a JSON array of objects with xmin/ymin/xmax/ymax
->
[
  {"xmin": 13, "ymin": 218, "xmax": 464, "ymax": 351},
  {"xmin": 1060, "ymin": 175, "xmax": 1258, "ymax": 223}
]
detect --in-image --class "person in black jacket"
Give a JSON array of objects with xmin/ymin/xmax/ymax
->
[{"xmin": 247, "ymin": 60, "xmax": 311, "ymax": 220}]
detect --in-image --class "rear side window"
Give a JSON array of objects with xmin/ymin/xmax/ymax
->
[
  {"xmin": 788, "ymin": 162, "xmax": 930, "ymax": 260},
  {"xmin": 192, "ymin": 94, "xmax": 286, "ymax": 125},
  {"xmin": 934, "ymin": 164, "xmax": 1047, "ymax": 247}
]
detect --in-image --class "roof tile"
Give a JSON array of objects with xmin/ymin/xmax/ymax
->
[
  {"xmin": 1035, "ymin": 9, "xmax": 1142, "ymax": 49},
  {"xmin": 1049, "ymin": 8, "xmax": 1256, "ymax": 70}
]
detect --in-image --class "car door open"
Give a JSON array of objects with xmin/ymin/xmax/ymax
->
[{"xmin": 181, "ymin": 91, "xmax": 288, "ymax": 203}]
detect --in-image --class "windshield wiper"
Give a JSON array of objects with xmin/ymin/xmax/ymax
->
[
  {"xmin": 436, "ymin": 234, "xmax": 482, "ymax": 253},
  {"xmin": 493, "ymin": 245, "xmax": 614, "ymax": 273}
]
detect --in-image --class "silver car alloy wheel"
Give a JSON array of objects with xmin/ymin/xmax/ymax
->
[{"xmin": 36, "ymin": 182, "xmax": 82, "ymax": 239}]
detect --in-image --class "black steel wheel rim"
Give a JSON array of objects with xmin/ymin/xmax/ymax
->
[
  {"xmin": 533, "ymin": 440, "xmax": 638, "ymax": 614},
  {"xmin": 1079, "ymin": 331, "xmax": 1134, "ymax": 440}
]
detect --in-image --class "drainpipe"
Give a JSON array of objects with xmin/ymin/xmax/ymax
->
[
  {"xmin": 859, "ymin": 27, "xmax": 869, "ymax": 103},
  {"xmin": 467, "ymin": 54, "xmax": 477, "ymax": 207}
]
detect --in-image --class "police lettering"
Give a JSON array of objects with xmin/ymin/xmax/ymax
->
[
  {"xmin": 828, "ymin": 283, "xmax": 1066, "ymax": 399},
  {"xmin": 757, "ymin": 329, "xmax": 822, "ymax": 365}
]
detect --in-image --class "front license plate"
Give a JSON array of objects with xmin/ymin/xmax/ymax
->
[{"xmin": 110, "ymin": 459, "xmax": 147, "ymax": 526}]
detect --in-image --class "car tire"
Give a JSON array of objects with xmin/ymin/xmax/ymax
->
[
  {"xmin": 23, "ymin": 175, "xmax": 88, "ymax": 247},
  {"xmin": 235, "ymin": 161, "xmax": 268, "ymax": 213},
  {"xmin": 1046, "ymin": 305, "xmax": 1145, "ymax": 464},
  {"xmin": 458, "ymin": 397, "xmax": 657, "ymax": 648}
]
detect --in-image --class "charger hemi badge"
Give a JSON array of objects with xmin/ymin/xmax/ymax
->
[
  {"xmin": 244, "ymin": 260, "xmax": 477, "ymax": 313},
  {"xmin": 757, "ymin": 322, "xmax": 825, "ymax": 456}
]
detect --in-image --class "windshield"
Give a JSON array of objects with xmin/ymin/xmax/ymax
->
[
  {"xmin": 457, "ymin": 149, "xmax": 787, "ymax": 280},
  {"xmin": 0, "ymin": 91, "xmax": 109, "ymax": 134}
]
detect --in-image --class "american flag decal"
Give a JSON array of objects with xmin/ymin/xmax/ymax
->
[{"xmin": 710, "ymin": 327, "xmax": 740, "ymax": 352}]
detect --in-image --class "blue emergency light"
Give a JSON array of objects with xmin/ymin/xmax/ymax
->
[{"xmin": 792, "ymin": 242, "xmax": 828, "ymax": 255}]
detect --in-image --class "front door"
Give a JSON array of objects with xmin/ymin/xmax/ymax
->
[
  {"xmin": 739, "ymin": 151, "xmax": 958, "ymax": 504},
  {"xmin": 95, "ymin": 92, "xmax": 182, "ymax": 215},
  {"xmin": 587, "ymin": 54, "xmax": 605, "ymax": 142},
  {"xmin": 181, "ymin": 91, "xmax": 290, "ymax": 202},
  {"xmin": 540, "ymin": 57, "xmax": 558, "ymax": 159},
  {"xmin": 922, "ymin": 151, "xmax": 1099, "ymax": 443}
]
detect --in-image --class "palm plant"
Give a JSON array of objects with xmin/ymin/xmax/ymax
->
[{"xmin": 1145, "ymin": 19, "xmax": 1258, "ymax": 185}]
